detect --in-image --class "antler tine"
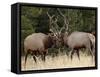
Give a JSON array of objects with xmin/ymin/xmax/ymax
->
[
  {"xmin": 57, "ymin": 8, "xmax": 69, "ymax": 33},
  {"xmin": 47, "ymin": 12, "xmax": 54, "ymax": 20},
  {"xmin": 64, "ymin": 16, "xmax": 69, "ymax": 31},
  {"xmin": 47, "ymin": 11, "xmax": 58, "ymax": 37},
  {"xmin": 59, "ymin": 26, "xmax": 65, "ymax": 34},
  {"xmin": 54, "ymin": 16, "xmax": 58, "ymax": 22},
  {"xmin": 47, "ymin": 11, "xmax": 54, "ymax": 28},
  {"xmin": 53, "ymin": 16, "xmax": 60, "ymax": 33},
  {"xmin": 57, "ymin": 8, "xmax": 65, "ymax": 17}
]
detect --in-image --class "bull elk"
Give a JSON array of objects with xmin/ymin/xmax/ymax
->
[
  {"xmin": 24, "ymin": 33, "xmax": 58, "ymax": 66},
  {"xmin": 56, "ymin": 8, "xmax": 95, "ymax": 60},
  {"xmin": 63, "ymin": 31, "xmax": 95, "ymax": 60},
  {"xmin": 24, "ymin": 11, "xmax": 60, "ymax": 66}
]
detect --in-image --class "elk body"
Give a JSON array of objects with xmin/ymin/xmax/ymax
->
[
  {"xmin": 24, "ymin": 9, "xmax": 62, "ymax": 66},
  {"xmin": 55, "ymin": 9, "xmax": 95, "ymax": 60},
  {"xmin": 24, "ymin": 33, "xmax": 56, "ymax": 66},
  {"xmin": 63, "ymin": 31, "xmax": 94, "ymax": 60}
]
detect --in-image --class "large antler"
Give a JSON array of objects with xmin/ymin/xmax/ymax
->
[
  {"xmin": 53, "ymin": 16, "xmax": 60, "ymax": 33},
  {"xmin": 47, "ymin": 12, "xmax": 58, "ymax": 37},
  {"xmin": 57, "ymin": 8, "xmax": 69, "ymax": 34}
]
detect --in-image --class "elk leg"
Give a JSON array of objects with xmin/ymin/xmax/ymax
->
[
  {"xmin": 33, "ymin": 55, "xmax": 37, "ymax": 63},
  {"xmin": 43, "ymin": 54, "xmax": 45, "ymax": 62},
  {"xmin": 76, "ymin": 49, "xmax": 80, "ymax": 60},
  {"xmin": 31, "ymin": 51, "xmax": 38, "ymax": 63},
  {"xmin": 93, "ymin": 43, "xmax": 95, "ymax": 56},
  {"xmin": 89, "ymin": 49, "xmax": 94, "ymax": 62},
  {"xmin": 24, "ymin": 51, "xmax": 29, "ymax": 67},
  {"xmin": 41, "ymin": 51, "xmax": 46, "ymax": 62},
  {"xmin": 87, "ymin": 45, "xmax": 94, "ymax": 62},
  {"xmin": 71, "ymin": 51, "xmax": 75, "ymax": 60},
  {"xmin": 69, "ymin": 49, "xmax": 74, "ymax": 60},
  {"xmin": 41, "ymin": 52, "xmax": 44, "ymax": 61}
]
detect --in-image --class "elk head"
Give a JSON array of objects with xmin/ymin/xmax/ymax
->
[
  {"xmin": 47, "ymin": 8, "xmax": 69, "ymax": 48},
  {"xmin": 57, "ymin": 8, "xmax": 69, "ymax": 46},
  {"xmin": 47, "ymin": 11, "xmax": 62, "ymax": 48}
]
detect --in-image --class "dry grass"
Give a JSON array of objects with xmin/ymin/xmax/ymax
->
[{"xmin": 21, "ymin": 53, "xmax": 95, "ymax": 71}]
